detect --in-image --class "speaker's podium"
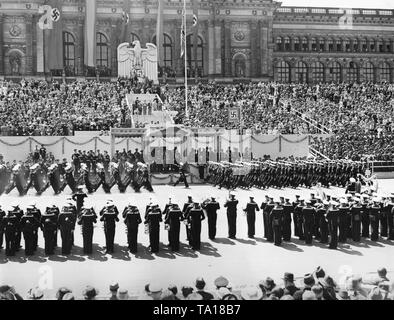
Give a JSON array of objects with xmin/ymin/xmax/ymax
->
[{"xmin": 126, "ymin": 94, "xmax": 176, "ymax": 128}]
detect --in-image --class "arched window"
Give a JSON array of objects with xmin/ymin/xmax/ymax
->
[
  {"xmin": 130, "ymin": 33, "xmax": 140, "ymax": 43},
  {"xmin": 335, "ymin": 39, "xmax": 342, "ymax": 52},
  {"xmin": 96, "ymin": 33, "xmax": 109, "ymax": 67},
  {"xmin": 186, "ymin": 35, "xmax": 204, "ymax": 77},
  {"xmin": 294, "ymin": 61, "xmax": 308, "ymax": 83},
  {"xmin": 276, "ymin": 37, "xmax": 283, "ymax": 51},
  {"xmin": 275, "ymin": 61, "xmax": 290, "ymax": 82},
  {"xmin": 302, "ymin": 37, "xmax": 308, "ymax": 51},
  {"xmin": 344, "ymin": 39, "xmax": 351, "ymax": 52},
  {"xmin": 311, "ymin": 62, "xmax": 324, "ymax": 83},
  {"xmin": 361, "ymin": 39, "xmax": 368, "ymax": 52},
  {"xmin": 363, "ymin": 62, "xmax": 375, "ymax": 82},
  {"xmin": 294, "ymin": 37, "xmax": 300, "ymax": 51},
  {"xmin": 311, "ymin": 38, "xmax": 317, "ymax": 51},
  {"xmin": 353, "ymin": 39, "xmax": 359, "ymax": 52},
  {"xmin": 369, "ymin": 39, "xmax": 375, "ymax": 52},
  {"xmin": 152, "ymin": 33, "xmax": 173, "ymax": 67},
  {"xmin": 319, "ymin": 39, "xmax": 325, "ymax": 52},
  {"xmin": 346, "ymin": 61, "xmax": 359, "ymax": 83},
  {"xmin": 284, "ymin": 37, "xmax": 290, "ymax": 51},
  {"xmin": 379, "ymin": 62, "xmax": 391, "ymax": 82},
  {"xmin": 328, "ymin": 39, "xmax": 334, "ymax": 52},
  {"xmin": 327, "ymin": 61, "xmax": 342, "ymax": 83},
  {"xmin": 63, "ymin": 32, "xmax": 75, "ymax": 72},
  {"xmin": 377, "ymin": 40, "xmax": 384, "ymax": 53}
]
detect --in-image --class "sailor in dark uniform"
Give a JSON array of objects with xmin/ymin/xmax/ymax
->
[
  {"xmin": 317, "ymin": 200, "xmax": 329, "ymax": 244},
  {"xmin": 202, "ymin": 197, "xmax": 220, "ymax": 240},
  {"xmin": 10, "ymin": 205, "xmax": 23, "ymax": 252},
  {"xmin": 270, "ymin": 202, "xmax": 283, "ymax": 246},
  {"xmin": 380, "ymin": 197, "xmax": 389, "ymax": 238},
  {"xmin": 292, "ymin": 195, "xmax": 301, "ymax": 237},
  {"xmin": 20, "ymin": 209, "xmax": 40, "ymax": 256},
  {"xmin": 123, "ymin": 204, "xmax": 142, "ymax": 253},
  {"xmin": 302, "ymin": 200, "xmax": 315, "ymax": 245},
  {"xmin": 40, "ymin": 209, "xmax": 58, "ymax": 255},
  {"xmin": 100, "ymin": 205, "xmax": 119, "ymax": 254},
  {"xmin": 78, "ymin": 207, "xmax": 97, "ymax": 254},
  {"xmin": 45, "ymin": 205, "xmax": 60, "ymax": 247},
  {"xmin": 350, "ymin": 197, "xmax": 362, "ymax": 242},
  {"xmin": 0, "ymin": 205, "xmax": 5, "ymax": 250},
  {"xmin": 327, "ymin": 201, "xmax": 339, "ymax": 249},
  {"xmin": 185, "ymin": 202, "xmax": 205, "ymax": 250},
  {"xmin": 282, "ymin": 198, "xmax": 293, "ymax": 242},
  {"xmin": 388, "ymin": 196, "xmax": 394, "ymax": 240},
  {"xmin": 182, "ymin": 196, "xmax": 194, "ymax": 241},
  {"xmin": 224, "ymin": 194, "xmax": 239, "ymax": 239},
  {"xmin": 243, "ymin": 197, "xmax": 259, "ymax": 239},
  {"xmin": 164, "ymin": 203, "xmax": 182, "ymax": 252},
  {"xmin": 2, "ymin": 210, "xmax": 18, "ymax": 256},
  {"xmin": 294, "ymin": 199, "xmax": 305, "ymax": 240},
  {"xmin": 361, "ymin": 195, "xmax": 370, "ymax": 238},
  {"xmin": 260, "ymin": 195, "xmax": 270, "ymax": 239},
  {"xmin": 72, "ymin": 187, "xmax": 88, "ymax": 216},
  {"xmin": 29, "ymin": 205, "xmax": 41, "ymax": 251},
  {"xmin": 369, "ymin": 199, "xmax": 381, "ymax": 241},
  {"xmin": 58, "ymin": 208, "xmax": 75, "ymax": 255},
  {"xmin": 264, "ymin": 197, "xmax": 275, "ymax": 242},
  {"xmin": 338, "ymin": 199, "xmax": 350, "ymax": 243},
  {"xmin": 144, "ymin": 204, "xmax": 162, "ymax": 253}
]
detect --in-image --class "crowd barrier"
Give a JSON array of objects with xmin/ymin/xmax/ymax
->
[{"xmin": 0, "ymin": 133, "xmax": 331, "ymax": 163}]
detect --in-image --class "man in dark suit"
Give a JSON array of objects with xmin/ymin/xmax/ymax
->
[
  {"xmin": 224, "ymin": 194, "xmax": 239, "ymax": 239},
  {"xmin": 195, "ymin": 278, "xmax": 214, "ymax": 300}
]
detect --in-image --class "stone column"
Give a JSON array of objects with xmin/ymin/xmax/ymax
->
[
  {"xmin": 250, "ymin": 20, "xmax": 260, "ymax": 78},
  {"xmin": 110, "ymin": 19, "xmax": 120, "ymax": 77},
  {"xmin": 0, "ymin": 14, "xmax": 4, "ymax": 75},
  {"xmin": 260, "ymin": 24, "xmax": 268, "ymax": 76},
  {"xmin": 174, "ymin": 19, "xmax": 183, "ymax": 77},
  {"xmin": 207, "ymin": 19, "xmax": 215, "ymax": 77},
  {"xmin": 214, "ymin": 20, "xmax": 222, "ymax": 76},
  {"xmin": 77, "ymin": 19, "xmax": 84, "ymax": 76},
  {"xmin": 36, "ymin": 16, "xmax": 45, "ymax": 75},
  {"xmin": 266, "ymin": 18, "xmax": 274, "ymax": 78},
  {"xmin": 25, "ymin": 14, "xmax": 34, "ymax": 75},
  {"xmin": 223, "ymin": 20, "xmax": 232, "ymax": 77}
]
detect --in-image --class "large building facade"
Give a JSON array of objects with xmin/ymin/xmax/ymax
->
[{"xmin": 0, "ymin": 0, "xmax": 393, "ymax": 83}]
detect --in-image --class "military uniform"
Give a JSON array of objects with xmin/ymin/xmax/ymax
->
[
  {"xmin": 388, "ymin": 197, "xmax": 394, "ymax": 240},
  {"xmin": 185, "ymin": 203, "xmax": 205, "ymax": 250},
  {"xmin": 270, "ymin": 203, "xmax": 283, "ymax": 246},
  {"xmin": 58, "ymin": 210, "xmax": 75, "ymax": 255},
  {"xmin": 294, "ymin": 200, "xmax": 305, "ymax": 240},
  {"xmin": 2, "ymin": 211, "xmax": 19, "ymax": 256},
  {"xmin": 338, "ymin": 202, "xmax": 350, "ymax": 243},
  {"xmin": 243, "ymin": 197, "xmax": 259, "ymax": 239},
  {"xmin": 173, "ymin": 163, "xmax": 190, "ymax": 188},
  {"xmin": 282, "ymin": 199, "xmax": 293, "ymax": 242},
  {"xmin": 100, "ymin": 206, "xmax": 119, "ymax": 254},
  {"xmin": 182, "ymin": 198, "xmax": 194, "ymax": 241},
  {"xmin": 123, "ymin": 205, "xmax": 142, "ymax": 253},
  {"xmin": 144, "ymin": 205, "xmax": 162, "ymax": 253},
  {"xmin": 317, "ymin": 203, "xmax": 329, "ymax": 244},
  {"xmin": 41, "ymin": 211, "xmax": 57, "ymax": 255},
  {"xmin": 164, "ymin": 204, "xmax": 182, "ymax": 252},
  {"xmin": 369, "ymin": 201, "xmax": 381, "ymax": 241},
  {"xmin": 327, "ymin": 204, "xmax": 339, "ymax": 249},
  {"xmin": 361, "ymin": 197, "xmax": 370, "ymax": 238},
  {"xmin": 72, "ymin": 189, "xmax": 87, "ymax": 216},
  {"xmin": 20, "ymin": 213, "xmax": 40, "ymax": 256},
  {"xmin": 202, "ymin": 198, "xmax": 220, "ymax": 240},
  {"xmin": 263, "ymin": 198, "xmax": 275, "ymax": 242},
  {"xmin": 0, "ymin": 207, "xmax": 5, "ymax": 250},
  {"xmin": 302, "ymin": 201, "xmax": 315, "ymax": 245},
  {"xmin": 350, "ymin": 200, "xmax": 362, "ymax": 242},
  {"xmin": 224, "ymin": 195, "xmax": 238, "ymax": 239},
  {"xmin": 78, "ymin": 208, "xmax": 97, "ymax": 254}
]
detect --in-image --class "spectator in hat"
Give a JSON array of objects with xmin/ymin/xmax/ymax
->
[
  {"xmin": 160, "ymin": 289, "xmax": 176, "ymax": 300},
  {"xmin": 259, "ymin": 277, "xmax": 276, "ymax": 296},
  {"xmin": 109, "ymin": 282, "xmax": 119, "ymax": 300},
  {"xmin": 55, "ymin": 287, "xmax": 72, "ymax": 300},
  {"xmin": 217, "ymin": 287, "xmax": 238, "ymax": 300},
  {"xmin": 302, "ymin": 291, "xmax": 317, "ymax": 300},
  {"xmin": 26, "ymin": 287, "xmax": 44, "ymax": 300},
  {"xmin": 294, "ymin": 273, "xmax": 315, "ymax": 297},
  {"xmin": 187, "ymin": 292, "xmax": 203, "ymax": 300},
  {"xmin": 149, "ymin": 284, "xmax": 163, "ymax": 300},
  {"xmin": 181, "ymin": 286, "xmax": 194, "ymax": 300},
  {"xmin": 117, "ymin": 288, "xmax": 129, "ymax": 300},
  {"xmin": 62, "ymin": 293, "xmax": 75, "ymax": 300},
  {"xmin": 0, "ymin": 286, "xmax": 23, "ymax": 300},
  {"xmin": 280, "ymin": 295, "xmax": 295, "ymax": 300},
  {"xmin": 319, "ymin": 275, "xmax": 338, "ymax": 300},
  {"xmin": 214, "ymin": 276, "xmax": 229, "ymax": 290},
  {"xmin": 168, "ymin": 284, "xmax": 180, "ymax": 300},
  {"xmin": 270, "ymin": 287, "xmax": 284, "ymax": 299},
  {"xmin": 195, "ymin": 277, "xmax": 214, "ymax": 300},
  {"xmin": 282, "ymin": 272, "xmax": 299, "ymax": 296},
  {"xmin": 82, "ymin": 286, "xmax": 98, "ymax": 300},
  {"xmin": 311, "ymin": 285, "xmax": 324, "ymax": 300}
]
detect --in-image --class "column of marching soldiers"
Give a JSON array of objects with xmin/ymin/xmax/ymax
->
[{"xmin": 1, "ymin": 190, "xmax": 393, "ymax": 257}]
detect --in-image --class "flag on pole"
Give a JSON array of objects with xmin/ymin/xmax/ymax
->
[
  {"xmin": 84, "ymin": 0, "xmax": 97, "ymax": 68},
  {"xmin": 156, "ymin": 0, "xmax": 164, "ymax": 66},
  {"xmin": 120, "ymin": 0, "xmax": 131, "ymax": 43},
  {"xmin": 44, "ymin": 0, "xmax": 63, "ymax": 70},
  {"xmin": 180, "ymin": 6, "xmax": 186, "ymax": 58},
  {"xmin": 192, "ymin": 0, "xmax": 199, "ymax": 78}
]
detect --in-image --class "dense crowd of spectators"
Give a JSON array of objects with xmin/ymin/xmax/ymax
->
[{"xmin": 1, "ymin": 266, "xmax": 392, "ymax": 300}]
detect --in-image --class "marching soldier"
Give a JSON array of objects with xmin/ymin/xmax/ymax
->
[
  {"xmin": 243, "ymin": 197, "xmax": 259, "ymax": 239},
  {"xmin": 338, "ymin": 199, "xmax": 350, "ymax": 243},
  {"xmin": 20, "ymin": 209, "xmax": 40, "ymax": 256},
  {"xmin": 100, "ymin": 205, "xmax": 119, "ymax": 254},
  {"xmin": 40, "ymin": 210, "xmax": 58, "ymax": 255},
  {"xmin": 185, "ymin": 203, "xmax": 205, "ymax": 250},
  {"xmin": 350, "ymin": 198, "xmax": 362, "ymax": 242},
  {"xmin": 58, "ymin": 208, "xmax": 75, "ymax": 255},
  {"xmin": 123, "ymin": 205, "xmax": 142, "ymax": 253},
  {"xmin": 282, "ymin": 198, "xmax": 293, "ymax": 242},
  {"xmin": 270, "ymin": 202, "xmax": 283, "ymax": 246},
  {"xmin": 2, "ymin": 210, "xmax": 19, "ymax": 256},
  {"xmin": 361, "ymin": 195, "xmax": 370, "ymax": 238},
  {"xmin": 182, "ymin": 196, "xmax": 194, "ymax": 241},
  {"xmin": 164, "ymin": 203, "xmax": 182, "ymax": 252},
  {"xmin": 144, "ymin": 204, "xmax": 162, "ymax": 253},
  {"xmin": 327, "ymin": 202, "xmax": 340, "ymax": 249},
  {"xmin": 302, "ymin": 200, "xmax": 315, "ymax": 245},
  {"xmin": 369, "ymin": 199, "xmax": 381, "ymax": 241},
  {"xmin": 224, "ymin": 194, "xmax": 239, "ymax": 239},
  {"xmin": 202, "ymin": 197, "xmax": 220, "ymax": 240},
  {"xmin": 173, "ymin": 162, "xmax": 190, "ymax": 188},
  {"xmin": 78, "ymin": 207, "xmax": 97, "ymax": 254},
  {"xmin": 72, "ymin": 187, "xmax": 88, "ymax": 216}
]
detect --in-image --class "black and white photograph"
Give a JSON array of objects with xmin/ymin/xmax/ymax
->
[{"xmin": 0, "ymin": 0, "xmax": 394, "ymax": 309}]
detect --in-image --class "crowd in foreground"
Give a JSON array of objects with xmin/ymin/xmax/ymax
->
[{"xmin": 1, "ymin": 267, "xmax": 393, "ymax": 300}]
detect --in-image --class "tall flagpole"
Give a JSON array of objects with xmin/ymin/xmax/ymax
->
[{"xmin": 184, "ymin": 0, "xmax": 189, "ymax": 119}]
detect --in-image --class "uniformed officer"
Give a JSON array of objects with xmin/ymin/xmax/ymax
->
[
  {"xmin": 388, "ymin": 196, "xmax": 394, "ymax": 240},
  {"xmin": 270, "ymin": 202, "xmax": 283, "ymax": 246},
  {"xmin": 243, "ymin": 197, "xmax": 259, "ymax": 239},
  {"xmin": 20, "ymin": 209, "xmax": 40, "ymax": 256},
  {"xmin": 40, "ymin": 210, "xmax": 57, "ymax": 255},
  {"xmin": 78, "ymin": 207, "xmax": 97, "ymax": 254},
  {"xmin": 185, "ymin": 202, "xmax": 205, "ymax": 250},
  {"xmin": 173, "ymin": 162, "xmax": 190, "ymax": 188},
  {"xmin": 29, "ymin": 205, "xmax": 41, "ymax": 251},
  {"xmin": 45, "ymin": 205, "xmax": 60, "ymax": 247},
  {"xmin": 144, "ymin": 204, "xmax": 162, "ymax": 253},
  {"xmin": 294, "ymin": 199, "xmax": 305, "ymax": 240},
  {"xmin": 349, "ymin": 197, "xmax": 361, "ymax": 242},
  {"xmin": 100, "ymin": 205, "xmax": 119, "ymax": 254},
  {"xmin": 338, "ymin": 199, "xmax": 350, "ymax": 243},
  {"xmin": 369, "ymin": 199, "xmax": 381, "ymax": 241},
  {"xmin": 123, "ymin": 204, "xmax": 142, "ymax": 253},
  {"xmin": 318, "ymin": 201, "xmax": 329, "ymax": 244},
  {"xmin": 202, "ymin": 197, "xmax": 220, "ymax": 240},
  {"xmin": 11, "ymin": 205, "xmax": 23, "ymax": 252},
  {"xmin": 0, "ymin": 205, "xmax": 5, "ymax": 250},
  {"xmin": 380, "ymin": 197, "xmax": 389, "ymax": 238},
  {"xmin": 164, "ymin": 203, "xmax": 182, "ymax": 252},
  {"xmin": 292, "ymin": 195, "xmax": 301, "ymax": 237},
  {"xmin": 182, "ymin": 196, "xmax": 194, "ymax": 241},
  {"xmin": 2, "ymin": 210, "xmax": 19, "ymax": 256},
  {"xmin": 361, "ymin": 195, "xmax": 370, "ymax": 238},
  {"xmin": 282, "ymin": 198, "xmax": 293, "ymax": 242},
  {"xmin": 260, "ymin": 195, "xmax": 270, "ymax": 239},
  {"xmin": 72, "ymin": 187, "xmax": 88, "ymax": 216},
  {"xmin": 224, "ymin": 194, "xmax": 238, "ymax": 239},
  {"xmin": 327, "ymin": 202, "xmax": 339, "ymax": 249},
  {"xmin": 302, "ymin": 200, "xmax": 315, "ymax": 245},
  {"xmin": 264, "ymin": 197, "xmax": 275, "ymax": 242},
  {"xmin": 58, "ymin": 208, "xmax": 75, "ymax": 255}
]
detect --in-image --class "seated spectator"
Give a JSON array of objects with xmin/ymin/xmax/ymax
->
[
  {"xmin": 195, "ymin": 277, "xmax": 214, "ymax": 300},
  {"xmin": 82, "ymin": 286, "xmax": 98, "ymax": 300}
]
